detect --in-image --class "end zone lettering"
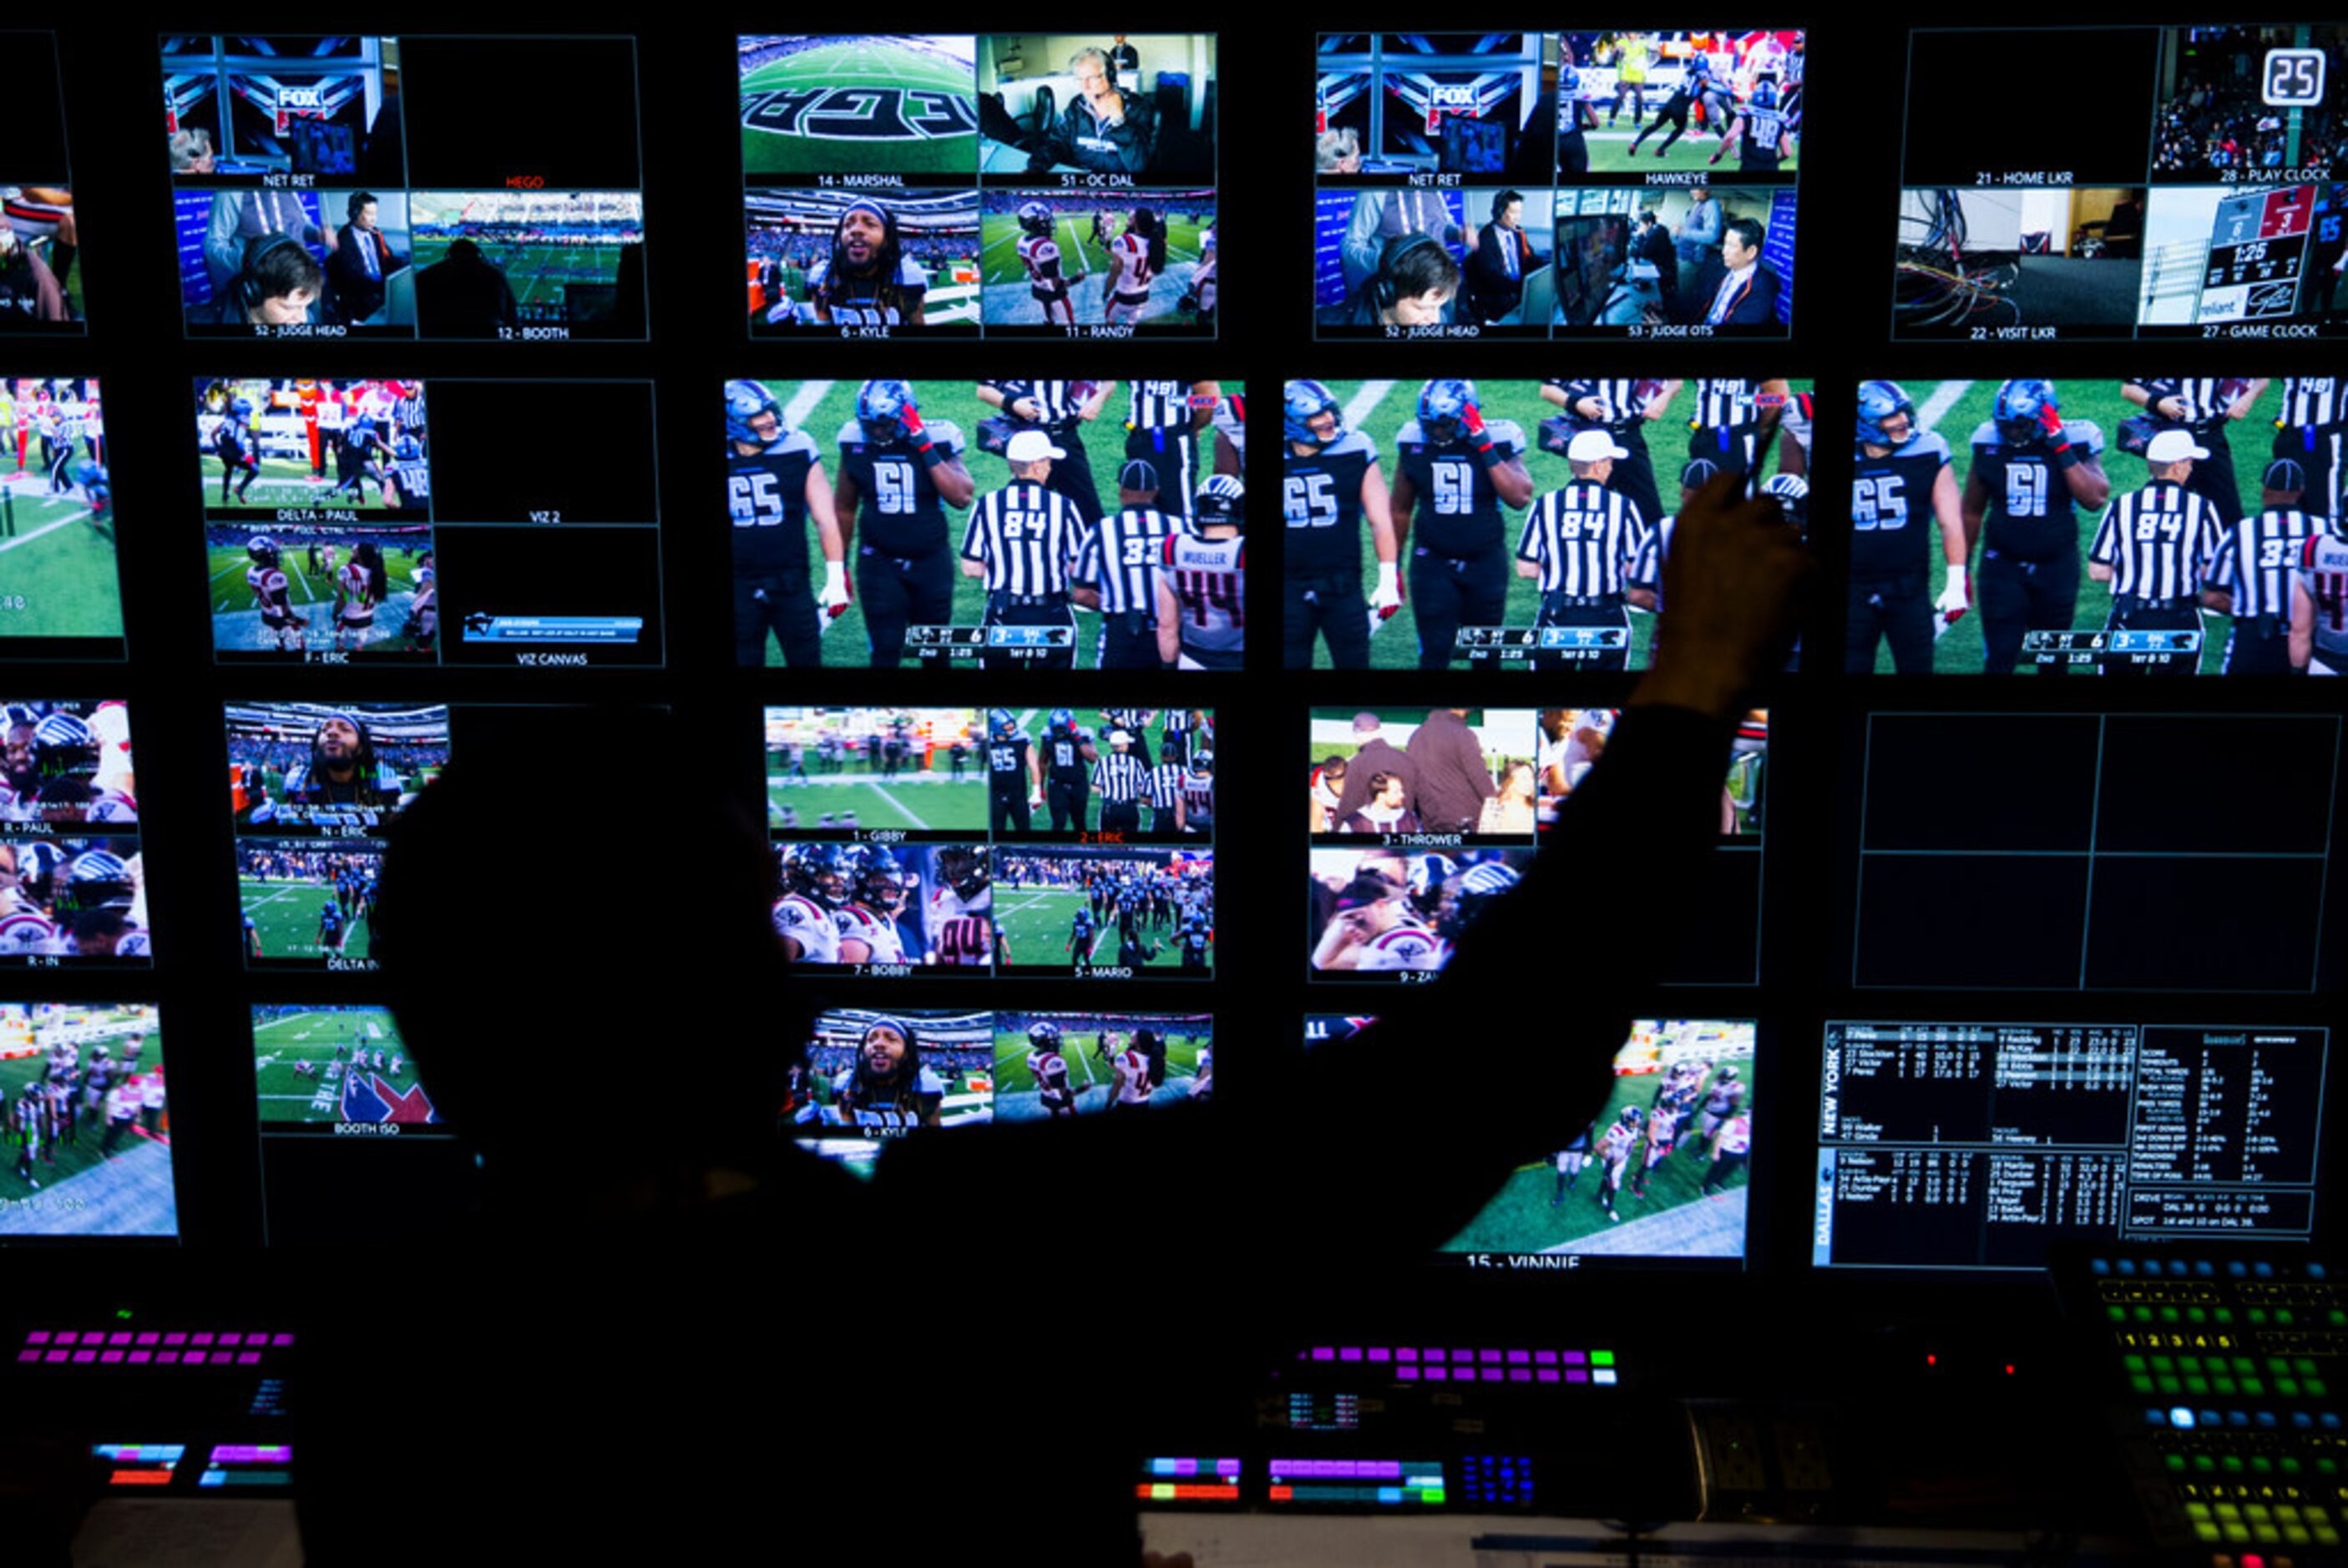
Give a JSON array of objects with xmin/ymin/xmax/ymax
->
[{"xmin": 741, "ymin": 86, "xmax": 979, "ymax": 144}]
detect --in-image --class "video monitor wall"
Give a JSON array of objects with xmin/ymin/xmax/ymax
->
[
  {"xmin": 727, "ymin": 378, "xmax": 1242, "ymax": 669},
  {"xmin": 197, "ymin": 377, "xmax": 665, "ymax": 667},
  {"xmin": 1280, "ymin": 377, "xmax": 1809, "ymax": 670},
  {"xmin": 0, "ymin": 1004, "xmax": 175, "ymax": 1238},
  {"xmin": 1308, "ymin": 707, "xmax": 1764, "ymax": 985},
  {"xmin": 164, "ymin": 34, "xmax": 648, "ymax": 341},
  {"xmin": 1814, "ymin": 1021, "xmax": 2329, "ymax": 1271},
  {"xmin": 1897, "ymin": 24, "xmax": 2348, "ymax": 340},
  {"xmin": 740, "ymin": 35, "xmax": 1218, "ymax": 337},
  {"xmin": 767, "ymin": 706, "xmax": 1213, "ymax": 981},
  {"xmin": 0, "ymin": 699, "xmax": 144, "ymax": 966},
  {"xmin": 249, "ymin": 1001, "xmax": 453, "ymax": 1245},
  {"xmin": 1314, "ymin": 31, "xmax": 1802, "ymax": 338},
  {"xmin": 1, "ymin": 33, "xmax": 82, "ymax": 332},
  {"xmin": 1307, "ymin": 1015, "xmax": 1756, "ymax": 1270},
  {"xmin": 0, "ymin": 378, "xmax": 124, "ymax": 660}
]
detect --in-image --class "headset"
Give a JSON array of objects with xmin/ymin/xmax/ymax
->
[
  {"xmin": 235, "ymin": 230, "xmax": 311, "ymax": 316},
  {"xmin": 1371, "ymin": 231, "xmax": 1450, "ymax": 314}
]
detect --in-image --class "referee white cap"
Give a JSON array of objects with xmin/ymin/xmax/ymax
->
[
  {"xmin": 2144, "ymin": 428, "xmax": 2209, "ymax": 464},
  {"xmin": 1005, "ymin": 430, "xmax": 1067, "ymax": 463},
  {"xmin": 1566, "ymin": 429, "xmax": 1631, "ymax": 463},
  {"xmin": 1109, "ymin": 729, "xmax": 1133, "ymax": 746}
]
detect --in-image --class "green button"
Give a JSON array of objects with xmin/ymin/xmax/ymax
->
[
  {"xmin": 2253, "ymin": 1309, "xmax": 2271, "ymax": 1324},
  {"xmin": 2298, "ymin": 1358, "xmax": 2322, "ymax": 1375},
  {"xmin": 2123, "ymin": 1354, "xmax": 2148, "ymax": 1372},
  {"xmin": 2218, "ymin": 1308, "xmax": 2236, "ymax": 1324},
  {"xmin": 2136, "ymin": 1307, "xmax": 2155, "ymax": 1323},
  {"xmin": 2320, "ymin": 1527, "xmax": 2343, "ymax": 1546},
  {"xmin": 2327, "ymin": 1308, "xmax": 2345, "ymax": 1328},
  {"xmin": 2306, "ymin": 1378, "xmax": 2329, "ymax": 1397},
  {"xmin": 2224, "ymin": 1456, "xmax": 2247, "ymax": 1474},
  {"xmin": 2215, "ymin": 1378, "xmax": 2240, "ymax": 1396},
  {"xmin": 2155, "ymin": 1356, "xmax": 2178, "ymax": 1372},
  {"xmin": 2235, "ymin": 1358, "xmax": 2258, "ymax": 1373},
  {"xmin": 2219, "ymin": 1502, "xmax": 2245, "ymax": 1517},
  {"xmin": 2279, "ymin": 1378, "xmax": 2303, "ymax": 1397},
  {"xmin": 2194, "ymin": 1454, "xmax": 2218, "ymax": 1472},
  {"xmin": 2160, "ymin": 1376, "xmax": 2184, "ymax": 1394},
  {"xmin": 2189, "ymin": 1502, "xmax": 2215, "ymax": 1520},
  {"xmin": 2108, "ymin": 1304, "xmax": 2128, "ymax": 1323},
  {"xmin": 2315, "ymin": 1458, "xmax": 2336, "ymax": 1475},
  {"xmin": 2131, "ymin": 1375, "xmax": 2155, "ymax": 1393},
  {"xmin": 2249, "ymin": 1504, "xmax": 2275, "ymax": 1520},
  {"xmin": 2162, "ymin": 1307, "xmax": 2182, "ymax": 1323},
  {"xmin": 2244, "ymin": 1379, "xmax": 2267, "ymax": 1396},
  {"xmin": 2195, "ymin": 1523, "xmax": 2222, "ymax": 1543},
  {"xmin": 2286, "ymin": 1526, "xmax": 2313, "ymax": 1545},
  {"xmin": 2270, "ymin": 1358, "xmax": 2292, "ymax": 1373},
  {"xmin": 2189, "ymin": 1308, "xmax": 2209, "ymax": 1324},
  {"xmin": 1591, "ymin": 1352, "xmax": 1615, "ymax": 1367},
  {"xmin": 2253, "ymin": 1456, "xmax": 2275, "ymax": 1474},
  {"xmin": 2279, "ymin": 1309, "xmax": 2297, "ymax": 1325},
  {"xmin": 2281, "ymin": 1458, "xmax": 2303, "ymax": 1474},
  {"xmin": 2168, "ymin": 1454, "xmax": 2189, "ymax": 1472},
  {"xmin": 2189, "ymin": 1378, "xmax": 2212, "ymax": 1395},
  {"xmin": 2226, "ymin": 1524, "xmax": 2253, "ymax": 1544}
]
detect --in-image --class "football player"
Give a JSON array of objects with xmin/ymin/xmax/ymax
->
[
  {"xmin": 1552, "ymin": 1119, "xmax": 1596, "ymax": 1204},
  {"xmin": 1632, "ymin": 1101, "xmax": 1678, "ymax": 1198},
  {"xmin": 833, "ymin": 380, "xmax": 974, "ymax": 668},
  {"xmin": 1691, "ymin": 1065, "xmax": 1746, "ymax": 1156},
  {"xmin": 1391, "ymin": 380, "xmax": 1532, "ymax": 669},
  {"xmin": 1595, "ymin": 1106, "xmax": 1642, "ymax": 1222},
  {"xmin": 328, "ymin": 417, "xmax": 393, "ymax": 507},
  {"xmin": 833, "ymin": 846, "xmax": 909, "ymax": 966},
  {"xmin": 333, "ymin": 542, "xmax": 389, "ymax": 652},
  {"xmin": 1040, "ymin": 710, "xmax": 1096, "ymax": 832},
  {"xmin": 1108, "ymin": 1032, "xmax": 1154, "ymax": 1112},
  {"xmin": 214, "ymin": 396, "xmax": 262, "ymax": 505},
  {"xmin": 831, "ymin": 1016, "xmax": 944, "ymax": 1130},
  {"xmin": 1283, "ymin": 381, "xmax": 1400, "ymax": 669},
  {"xmin": 1026, "ymin": 1020, "xmax": 1077, "ymax": 1117},
  {"xmin": 243, "ymin": 536, "xmax": 301, "ymax": 652},
  {"xmin": 408, "ymin": 554, "xmax": 438, "ymax": 653},
  {"xmin": 318, "ymin": 896, "xmax": 347, "ymax": 954},
  {"xmin": 1964, "ymin": 379, "xmax": 2109, "ymax": 675},
  {"xmin": 1067, "ymin": 903, "xmax": 1100, "ymax": 964},
  {"xmin": 808, "ymin": 199, "xmax": 929, "ymax": 328},
  {"xmin": 770, "ymin": 846, "xmax": 843, "ymax": 965},
  {"xmin": 984, "ymin": 708, "xmax": 1044, "ymax": 836},
  {"xmin": 925, "ymin": 846, "xmax": 994, "ymax": 967},
  {"xmin": 1102, "ymin": 208, "xmax": 1163, "ymax": 326},
  {"xmin": 1849, "ymin": 380, "xmax": 1970, "ymax": 674},
  {"xmin": 1311, "ymin": 874, "xmax": 1448, "ymax": 972},
  {"xmin": 727, "ymin": 379, "xmax": 850, "ymax": 667},
  {"xmin": 1157, "ymin": 475, "xmax": 1245, "ymax": 670},
  {"xmin": 1015, "ymin": 200, "xmax": 1084, "ymax": 328},
  {"xmin": 1707, "ymin": 75, "xmax": 1796, "ymax": 174}
]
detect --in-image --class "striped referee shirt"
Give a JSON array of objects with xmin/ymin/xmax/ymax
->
[
  {"xmin": 1690, "ymin": 378, "xmax": 1758, "ymax": 430},
  {"xmin": 1516, "ymin": 482, "xmax": 1652, "ymax": 596},
  {"xmin": 1546, "ymin": 379, "xmax": 1645, "ymax": 428},
  {"xmin": 1093, "ymin": 750, "xmax": 1151, "ymax": 802},
  {"xmin": 2128, "ymin": 379, "xmax": 2242, "ymax": 427},
  {"xmin": 2090, "ymin": 480, "xmax": 2219, "ymax": 603},
  {"xmin": 983, "ymin": 380, "xmax": 1085, "ymax": 427},
  {"xmin": 1127, "ymin": 381, "xmax": 1197, "ymax": 431},
  {"xmin": 393, "ymin": 392, "xmax": 427, "ymax": 436},
  {"xmin": 2280, "ymin": 378, "xmax": 2348, "ymax": 428},
  {"xmin": 1102, "ymin": 708, "xmax": 1153, "ymax": 737},
  {"xmin": 962, "ymin": 482, "xmax": 1085, "ymax": 596},
  {"xmin": 2213, "ymin": 506, "xmax": 2330, "ymax": 619},
  {"xmin": 1076, "ymin": 505, "xmax": 1184, "ymax": 613},
  {"xmin": 1146, "ymin": 761, "xmax": 1185, "ymax": 813}
]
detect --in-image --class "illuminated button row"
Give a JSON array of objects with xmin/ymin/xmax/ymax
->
[
  {"xmin": 1138, "ymin": 1457, "xmax": 1241, "ymax": 1503},
  {"xmin": 2166, "ymin": 1450, "xmax": 2346, "ymax": 1480},
  {"xmin": 200, "ymin": 1445, "xmax": 293, "ymax": 1490},
  {"xmin": 2150, "ymin": 1408, "xmax": 2344, "ymax": 1434},
  {"xmin": 19, "ymin": 1330, "xmax": 292, "ymax": 1368},
  {"xmin": 2181, "ymin": 1497, "xmax": 2341, "ymax": 1547},
  {"xmin": 2126, "ymin": 1354, "xmax": 2330, "ymax": 1399},
  {"xmin": 93, "ymin": 1444, "xmax": 184, "ymax": 1487},
  {"xmin": 1302, "ymin": 1347, "xmax": 1617, "ymax": 1387},
  {"xmin": 2093, "ymin": 1258, "xmax": 2327, "ymax": 1282},
  {"xmin": 1268, "ymin": 1459, "xmax": 1445, "ymax": 1507}
]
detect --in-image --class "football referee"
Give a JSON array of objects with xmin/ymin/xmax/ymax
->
[
  {"xmin": 1125, "ymin": 379, "xmax": 1213, "ymax": 518},
  {"xmin": 1075, "ymin": 459, "xmax": 1184, "ymax": 669},
  {"xmin": 1092, "ymin": 729, "xmax": 1151, "ymax": 833},
  {"xmin": 2204, "ymin": 458, "xmax": 2330, "ymax": 675},
  {"xmin": 1516, "ymin": 430, "xmax": 1657, "ymax": 673},
  {"xmin": 2274, "ymin": 377, "xmax": 2348, "ymax": 524},
  {"xmin": 2089, "ymin": 428, "xmax": 2222, "ymax": 676},
  {"xmin": 978, "ymin": 379, "xmax": 1108, "ymax": 529},
  {"xmin": 963, "ymin": 430, "xmax": 1088, "ymax": 672}
]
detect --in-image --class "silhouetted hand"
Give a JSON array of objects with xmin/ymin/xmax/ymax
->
[{"xmin": 1632, "ymin": 470, "xmax": 1813, "ymax": 719}]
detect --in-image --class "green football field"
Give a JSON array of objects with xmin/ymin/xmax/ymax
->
[
  {"xmin": 407, "ymin": 238, "xmax": 630, "ymax": 317},
  {"xmin": 207, "ymin": 547, "xmax": 424, "ymax": 609},
  {"xmin": 1574, "ymin": 114, "xmax": 1798, "ymax": 175},
  {"xmin": 746, "ymin": 382, "xmax": 1227, "ymax": 669},
  {"xmin": 1875, "ymin": 379, "xmax": 2285, "ymax": 675},
  {"xmin": 1299, "ymin": 381, "xmax": 1806, "ymax": 670},
  {"xmin": 0, "ymin": 1034, "xmax": 172, "ymax": 1232},
  {"xmin": 0, "ymin": 482, "xmax": 121, "ymax": 638},
  {"xmin": 994, "ymin": 885, "xmax": 1205, "ymax": 972},
  {"xmin": 251, "ymin": 1009, "xmax": 403, "ymax": 1125},
  {"xmin": 200, "ymin": 451, "xmax": 418, "ymax": 513},
  {"xmin": 240, "ymin": 878, "xmax": 372, "ymax": 963},
  {"xmin": 977, "ymin": 214, "xmax": 1211, "ymax": 288},
  {"xmin": 741, "ymin": 38, "xmax": 977, "ymax": 176},
  {"xmin": 1441, "ymin": 1071, "xmax": 1753, "ymax": 1256},
  {"xmin": 989, "ymin": 1025, "xmax": 1204, "ymax": 1119}
]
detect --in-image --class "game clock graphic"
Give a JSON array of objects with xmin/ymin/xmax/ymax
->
[
  {"xmin": 0, "ymin": 1004, "xmax": 175, "ymax": 1239},
  {"xmin": 0, "ymin": 33, "xmax": 82, "ymax": 333},
  {"xmin": 742, "ymin": 36, "xmax": 1218, "ymax": 338},
  {"xmin": 1281, "ymin": 377, "xmax": 1809, "ymax": 670},
  {"xmin": 728, "ymin": 378, "xmax": 1242, "ymax": 670},
  {"xmin": 1844, "ymin": 377, "xmax": 2348, "ymax": 675},
  {"xmin": 199, "ymin": 377, "xmax": 663, "ymax": 667},
  {"xmin": 164, "ymin": 34, "xmax": 646, "ymax": 341},
  {"xmin": 1897, "ymin": 23, "xmax": 2348, "ymax": 340},
  {"xmin": 0, "ymin": 378, "xmax": 123, "ymax": 660},
  {"xmin": 1314, "ymin": 31, "xmax": 1801, "ymax": 339}
]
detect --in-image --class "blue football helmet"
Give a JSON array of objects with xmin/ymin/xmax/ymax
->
[
  {"xmin": 1855, "ymin": 381, "xmax": 1916, "ymax": 448},
  {"xmin": 1749, "ymin": 75, "xmax": 1780, "ymax": 111},
  {"xmin": 230, "ymin": 397, "xmax": 253, "ymax": 417},
  {"xmin": 1018, "ymin": 200, "xmax": 1055, "ymax": 236},
  {"xmin": 1284, "ymin": 380, "xmax": 1344, "ymax": 448},
  {"xmin": 856, "ymin": 380, "xmax": 919, "ymax": 445},
  {"xmin": 725, "ymin": 379, "xmax": 783, "ymax": 448},
  {"xmin": 68, "ymin": 848, "xmax": 130, "ymax": 888},
  {"xmin": 1994, "ymin": 378, "xmax": 2060, "ymax": 447},
  {"xmin": 1418, "ymin": 378, "xmax": 1480, "ymax": 445},
  {"xmin": 1048, "ymin": 708, "xmax": 1074, "ymax": 734},
  {"xmin": 989, "ymin": 708, "xmax": 1017, "ymax": 741}
]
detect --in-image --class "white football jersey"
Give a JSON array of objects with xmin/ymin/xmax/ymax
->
[
  {"xmin": 772, "ymin": 893, "xmax": 841, "ymax": 963},
  {"xmin": 833, "ymin": 903, "xmax": 905, "ymax": 964}
]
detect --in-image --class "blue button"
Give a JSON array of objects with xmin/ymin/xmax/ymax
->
[
  {"xmin": 2195, "ymin": 1261, "xmax": 2215, "ymax": 1278},
  {"xmin": 2322, "ymin": 1413, "xmax": 2341, "ymax": 1431},
  {"xmin": 2173, "ymin": 1407, "xmax": 2199, "ymax": 1429},
  {"xmin": 2121, "ymin": 1260, "xmax": 2140, "ymax": 1277},
  {"xmin": 2256, "ymin": 1262, "xmax": 2276, "ymax": 1279},
  {"xmin": 2227, "ymin": 1411, "xmax": 2249, "ymax": 1428},
  {"xmin": 2170, "ymin": 1260, "xmax": 2189, "ymax": 1277},
  {"xmin": 2292, "ymin": 1412, "xmax": 2315, "ymax": 1430},
  {"xmin": 2310, "ymin": 1263, "xmax": 2328, "ymax": 1282},
  {"xmin": 2258, "ymin": 1411, "xmax": 2280, "ymax": 1429},
  {"xmin": 2230, "ymin": 1262, "xmax": 2250, "ymax": 1279},
  {"xmin": 2145, "ymin": 1260, "xmax": 2165, "ymax": 1277},
  {"xmin": 2092, "ymin": 1258, "xmax": 2112, "ymax": 1276},
  {"xmin": 2148, "ymin": 1407, "xmax": 2171, "ymax": 1426}
]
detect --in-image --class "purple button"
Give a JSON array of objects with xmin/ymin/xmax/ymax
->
[
  {"xmin": 43, "ymin": 1351, "xmax": 67, "ymax": 1363},
  {"xmin": 16, "ymin": 1351, "xmax": 38, "ymax": 1363},
  {"xmin": 191, "ymin": 1334, "xmax": 214, "ymax": 1346},
  {"xmin": 129, "ymin": 1353, "xmax": 151, "ymax": 1364},
  {"xmin": 1537, "ymin": 1370, "xmax": 1560, "ymax": 1383},
  {"xmin": 209, "ymin": 1352, "xmax": 232, "ymax": 1365},
  {"xmin": 1508, "ymin": 1370, "xmax": 1531, "ymax": 1383},
  {"xmin": 100, "ymin": 1351, "xmax": 124, "ymax": 1363},
  {"xmin": 1478, "ymin": 1349, "xmax": 1500, "ymax": 1364},
  {"xmin": 1507, "ymin": 1350, "xmax": 1530, "ymax": 1365},
  {"xmin": 1397, "ymin": 1348, "xmax": 1417, "ymax": 1362},
  {"xmin": 1566, "ymin": 1369, "xmax": 1589, "ymax": 1384},
  {"xmin": 1397, "ymin": 1366, "xmax": 1419, "ymax": 1380},
  {"xmin": 273, "ymin": 1334, "xmax": 295, "ymax": 1347},
  {"xmin": 1535, "ymin": 1351, "xmax": 1557, "ymax": 1365},
  {"xmin": 1562, "ymin": 1351, "xmax": 1587, "ymax": 1365},
  {"xmin": 135, "ymin": 1333, "xmax": 159, "ymax": 1347},
  {"xmin": 1424, "ymin": 1348, "xmax": 1444, "ymax": 1363},
  {"xmin": 238, "ymin": 1353, "xmax": 261, "ymax": 1365},
  {"xmin": 158, "ymin": 1352, "xmax": 180, "ymax": 1364},
  {"xmin": 1311, "ymin": 1347, "xmax": 1333, "ymax": 1362},
  {"xmin": 1481, "ymin": 1368, "xmax": 1503, "ymax": 1383},
  {"xmin": 72, "ymin": 1351, "xmax": 96, "ymax": 1363},
  {"xmin": 218, "ymin": 1334, "xmax": 241, "ymax": 1347},
  {"xmin": 109, "ymin": 1333, "xmax": 132, "ymax": 1346},
  {"xmin": 163, "ymin": 1334, "xmax": 185, "ymax": 1347},
  {"xmin": 1368, "ymin": 1348, "xmax": 1390, "ymax": 1363},
  {"xmin": 26, "ymin": 1332, "xmax": 49, "ymax": 1344},
  {"xmin": 1426, "ymin": 1367, "xmax": 1447, "ymax": 1381}
]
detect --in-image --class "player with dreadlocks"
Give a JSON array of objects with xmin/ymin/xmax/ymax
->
[
  {"xmin": 831, "ymin": 1015, "xmax": 944, "ymax": 1130},
  {"xmin": 808, "ymin": 198, "xmax": 929, "ymax": 328}
]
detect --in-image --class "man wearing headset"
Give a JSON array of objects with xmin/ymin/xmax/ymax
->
[
  {"xmin": 1345, "ymin": 232, "xmax": 1464, "ymax": 329},
  {"xmin": 202, "ymin": 187, "xmax": 335, "ymax": 303},
  {"xmin": 215, "ymin": 231, "xmax": 326, "ymax": 327}
]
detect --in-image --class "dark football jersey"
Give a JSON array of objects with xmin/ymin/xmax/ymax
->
[
  {"xmin": 837, "ymin": 418, "xmax": 965, "ymax": 557},
  {"xmin": 987, "ymin": 731, "xmax": 1033, "ymax": 794},
  {"xmin": 1284, "ymin": 428, "xmax": 1379, "ymax": 577},
  {"xmin": 1395, "ymin": 417, "xmax": 1526, "ymax": 557},
  {"xmin": 1738, "ymin": 104, "xmax": 1791, "ymax": 170},
  {"xmin": 1970, "ymin": 418, "xmax": 2104, "ymax": 562},
  {"xmin": 1850, "ymin": 430, "xmax": 1953, "ymax": 579},
  {"xmin": 730, "ymin": 429, "xmax": 822, "ymax": 577},
  {"xmin": 1044, "ymin": 728, "xmax": 1091, "ymax": 778}
]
